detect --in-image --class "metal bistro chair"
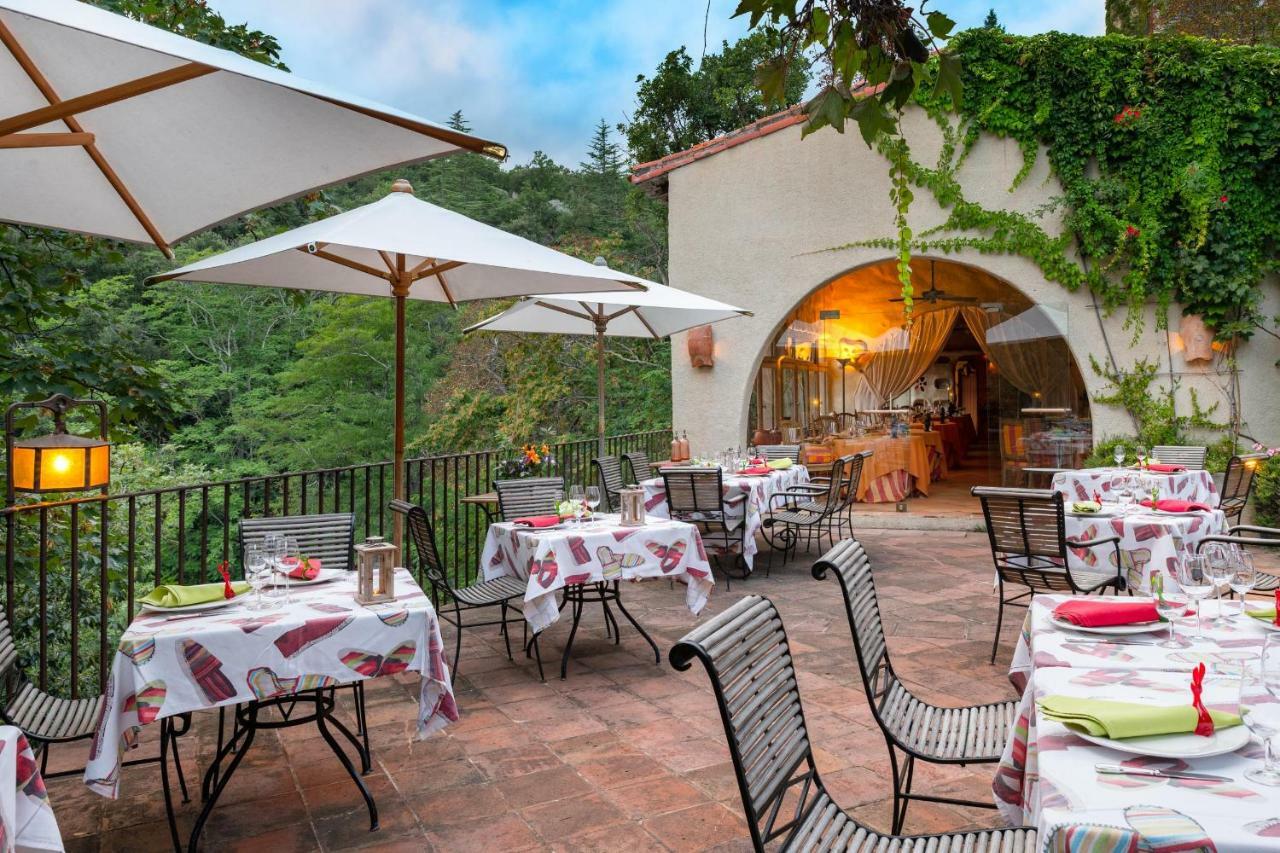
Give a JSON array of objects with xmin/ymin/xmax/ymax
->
[
  {"xmin": 813, "ymin": 539, "xmax": 1016, "ymax": 833},
  {"xmin": 591, "ymin": 455, "xmax": 625, "ymax": 512},
  {"xmin": 494, "ymin": 476, "xmax": 564, "ymax": 521},
  {"xmin": 1198, "ymin": 523, "xmax": 1280, "ymax": 598},
  {"xmin": 660, "ymin": 466, "xmax": 748, "ymax": 586},
  {"xmin": 789, "ymin": 452, "xmax": 868, "ymax": 544},
  {"xmin": 669, "ymin": 595, "xmax": 1037, "ymax": 852},
  {"xmin": 1219, "ymin": 453, "xmax": 1267, "ymax": 525},
  {"xmin": 390, "ymin": 500, "xmax": 542, "ymax": 680},
  {"xmin": 972, "ymin": 487, "xmax": 1125, "ymax": 663},
  {"xmin": 1151, "ymin": 444, "xmax": 1208, "ymax": 470},
  {"xmin": 763, "ymin": 455, "xmax": 849, "ymax": 564},
  {"xmin": 621, "ymin": 450, "xmax": 652, "ymax": 484},
  {"xmin": 759, "ymin": 444, "xmax": 802, "ymax": 464}
]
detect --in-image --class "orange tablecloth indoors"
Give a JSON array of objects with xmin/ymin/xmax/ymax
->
[{"xmin": 830, "ymin": 435, "xmax": 935, "ymax": 501}]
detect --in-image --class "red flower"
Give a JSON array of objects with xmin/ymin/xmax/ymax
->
[
  {"xmin": 1219, "ymin": 194, "xmax": 1228, "ymax": 203},
  {"xmin": 1125, "ymin": 225, "xmax": 1140, "ymax": 238}
]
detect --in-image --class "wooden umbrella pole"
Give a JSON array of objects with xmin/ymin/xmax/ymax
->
[
  {"xmin": 595, "ymin": 317, "xmax": 607, "ymax": 458},
  {"xmin": 392, "ymin": 256, "xmax": 409, "ymax": 553}
]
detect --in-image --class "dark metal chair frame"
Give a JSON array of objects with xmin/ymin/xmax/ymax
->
[
  {"xmin": 660, "ymin": 466, "xmax": 748, "ymax": 585},
  {"xmin": 1197, "ymin": 523, "xmax": 1280, "ymax": 597},
  {"xmin": 1219, "ymin": 453, "xmax": 1267, "ymax": 525},
  {"xmin": 621, "ymin": 450, "xmax": 652, "ymax": 484},
  {"xmin": 669, "ymin": 594, "xmax": 1037, "ymax": 851},
  {"xmin": 592, "ymin": 455, "xmax": 625, "ymax": 512},
  {"xmin": 972, "ymin": 487, "xmax": 1125, "ymax": 663},
  {"xmin": 763, "ymin": 456, "xmax": 849, "ymax": 563},
  {"xmin": 788, "ymin": 452, "xmax": 868, "ymax": 544},
  {"xmin": 813, "ymin": 539, "xmax": 1015, "ymax": 833},
  {"xmin": 494, "ymin": 476, "xmax": 565, "ymax": 521}
]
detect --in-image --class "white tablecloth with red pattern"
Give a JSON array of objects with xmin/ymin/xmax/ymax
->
[
  {"xmin": 1064, "ymin": 507, "xmax": 1227, "ymax": 592},
  {"xmin": 86, "ymin": 569, "xmax": 455, "ymax": 799},
  {"xmin": 0, "ymin": 727, "xmax": 60, "ymax": 852},
  {"xmin": 998, "ymin": 594, "xmax": 1279, "ymax": 850},
  {"xmin": 639, "ymin": 466, "xmax": 809, "ymax": 569},
  {"xmin": 1054, "ymin": 467, "xmax": 1219, "ymax": 505},
  {"xmin": 480, "ymin": 514, "xmax": 714, "ymax": 632}
]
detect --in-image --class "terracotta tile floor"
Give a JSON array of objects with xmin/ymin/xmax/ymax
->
[{"xmin": 45, "ymin": 523, "xmax": 1280, "ymax": 852}]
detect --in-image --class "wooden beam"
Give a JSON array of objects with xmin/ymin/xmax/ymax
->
[
  {"xmin": 0, "ymin": 62, "xmax": 215, "ymax": 137},
  {"xmin": 435, "ymin": 270, "xmax": 458, "ymax": 308},
  {"xmin": 411, "ymin": 259, "xmax": 465, "ymax": 281},
  {"xmin": 0, "ymin": 131, "xmax": 94, "ymax": 149},
  {"xmin": 533, "ymin": 300, "xmax": 594, "ymax": 322},
  {"xmin": 378, "ymin": 250, "xmax": 398, "ymax": 277},
  {"xmin": 299, "ymin": 246, "xmax": 394, "ymax": 281}
]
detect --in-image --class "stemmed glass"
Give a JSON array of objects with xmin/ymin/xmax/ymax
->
[
  {"xmin": 1239, "ymin": 637, "xmax": 1280, "ymax": 786},
  {"xmin": 584, "ymin": 485, "xmax": 601, "ymax": 526},
  {"xmin": 262, "ymin": 533, "xmax": 285, "ymax": 599},
  {"xmin": 1136, "ymin": 445, "xmax": 1148, "ymax": 470},
  {"xmin": 1175, "ymin": 553, "xmax": 1214, "ymax": 644},
  {"xmin": 1111, "ymin": 474, "xmax": 1133, "ymax": 513},
  {"xmin": 280, "ymin": 534, "xmax": 298, "ymax": 605},
  {"xmin": 569, "ymin": 484, "xmax": 586, "ymax": 527},
  {"xmin": 245, "ymin": 544, "xmax": 271, "ymax": 611},
  {"xmin": 1151, "ymin": 574, "xmax": 1187, "ymax": 649},
  {"xmin": 1229, "ymin": 551, "xmax": 1257, "ymax": 618},
  {"xmin": 1202, "ymin": 543, "xmax": 1233, "ymax": 627},
  {"xmin": 1112, "ymin": 444, "xmax": 1125, "ymax": 468}
]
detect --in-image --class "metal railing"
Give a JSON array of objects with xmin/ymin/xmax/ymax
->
[{"xmin": 1, "ymin": 429, "xmax": 670, "ymax": 700}]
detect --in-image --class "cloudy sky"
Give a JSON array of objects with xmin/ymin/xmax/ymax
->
[{"xmin": 207, "ymin": 0, "xmax": 1104, "ymax": 167}]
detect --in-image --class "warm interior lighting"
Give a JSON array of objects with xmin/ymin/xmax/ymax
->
[{"xmin": 10, "ymin": 432, "xmax": 111, "ymax": 493}]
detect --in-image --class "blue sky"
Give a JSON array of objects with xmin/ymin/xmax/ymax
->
[{"xmin": 207, "ymin": 1, "xmax": 1104, "ymax": 166}]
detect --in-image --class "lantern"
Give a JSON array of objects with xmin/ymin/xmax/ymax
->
[
  {"xmin": 618, "ymin": 486, "xmax": 646, "ymax": 527},
  {"xmin": 5, "ymin": 394, "xmax": 111, "ymax": 505},
  {"xmin": 354, "ymin": 535, "xmax": 398, "ymax": 604}
]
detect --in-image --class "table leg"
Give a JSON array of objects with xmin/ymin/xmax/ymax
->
[
  {"xmin": 189, "ymin": 704, "xmax": 258, "ymax": 852},
  {"xmin": 610, "ymin": 581, "xmax": 659, "ymax": 664},
  {"xmin": 316, "ymin": 694, "xmax": 378, "ymax": 831},
  {"xmin": 560, "ymin": 590, "xmax": 586, "ymax": 680}
]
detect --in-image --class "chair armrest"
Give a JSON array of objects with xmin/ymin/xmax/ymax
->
[
  {"xmin": 1230, "ymin": 524, "xmax": 1280, "ymax": 538},
  {"xmin": 1065, "ymin": 535, "xmax": 1121, "ymax": 550},
  {"xmin": 1199, "ymin": 534, "xmax": 1280, "ymax": 550},
  {"xmin": 722, "ymin": 493, "xmax": 748, "ymax": 507}
]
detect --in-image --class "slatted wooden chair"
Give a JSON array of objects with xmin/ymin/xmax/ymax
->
[
  {"xmin": 759, "ymin": 444, "xmax": 802, "ymax": 464},
  {"xmin": 813, "ymin": 538, "xmax": 1016, "ymax": 833},
  {"xmin": 661, "ymin": 467, "xmax": 748, "ymax": 585},
  {"xmin": 494, "ymin": 476, "xmax": 564, "ymax": 520},
  {"xmin": 390, "ymin": 500, "xmax": 542, "ymax": 680},
  {"xmin": 239, "ymin": 512, "xmax": 355, "ymax": 570},
  {"xmin": 763, "ymin": 456, "xmax": 849, "ymax": 563},
  {"xmin": 1219, "ymin": 453, "xmax": 1266, "ymax": 525},
  {"xmin": 1151, "ymin": 444, "xmax": 1208, "ymax": 470},
  {"xmin": 670, "ymin": 595, "xmax": 1038, "ymax": 852},
  {"xmin": 591, "ymin": 455, "xmax": 625, "ymax": 512},
  {"xmin": 621, "ymin": 450, "xmax": 652, "ymax": 484},
  {"xmin": 972, "ymin": 487, "xmax": 1125, "ymax": 663},
  {"xmin": 1198, "ymin": 523, "xmax": 1280, "ymax": 598}
]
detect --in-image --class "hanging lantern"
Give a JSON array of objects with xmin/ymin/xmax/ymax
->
[
  {"xmin": 5, "ymin": 394, "xmax": 111, "ymax": 504},
  {"xmin": 354, "ymin": 535, "xmax": 398, "ymax": 604}
]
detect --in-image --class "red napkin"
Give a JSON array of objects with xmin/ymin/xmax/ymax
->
[
  {"xmin": 1274, "ymin": 589, "xmax": 1279, "ymax": 627},
  {"xmin": 1190, "ymin": 663, "xmax": 1214, "ymax": 736},
  {"xmin": 1145, "ymin": 463, "xmax": 1186, "ymax": 473},
  {"xmin": 737, "ymin": 466, "xmax": 771, "ymax": 476},
  {"xmin": 1139, "ymin": 498, "xmax": 1211, "ymax": 512},
  {"xmin": 216, "ymin": 560, "xmax": 235, "ymax": 600},
  {"xmin": 513, "ymin": 515, "xmax": 561, "ymax": 528},
  {"xmin": 1053, "ymin": 599, "xmax": 1160, "ymax": 627},
  {"xmin": 280, "ymin": 557, "xmax": 321, "ymax": 580}
]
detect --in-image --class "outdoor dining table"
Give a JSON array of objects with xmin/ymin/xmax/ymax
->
[
  {"xmin": 1064, "ymin": 505, "xmax": 1227, "ymax": 592},
  {"xmin": 1054, "ymin": 466, "xmax": 1219, "ymax": 506},
  {"xmin": 830, "ymin": 434, "xmax": 935, "ymax": 502},
  {"xmin": 0, "ymin": 726, "xmax": 61, "ymax": 852},
  {"xmin": 85, "ymin": 568, "xmax": 456, "ymax": 849},
  {"xmin": 638, "ymin": 465, "xmax": 809, "ymax": 570},
  {"xmin": 998, "ymin": 593, "xmax": 1278, "ymax": 850}
]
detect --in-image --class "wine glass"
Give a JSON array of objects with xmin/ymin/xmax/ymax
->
[
  {"xmin": 569, "ymin": 484, "xmax": 586, "ymax": 527},
  {"xmin": 1112, "ymin": 444, "xmax": 1125, "ymax": 468},
  {"xmin": 1175, "ymin": 553, "xmax": 1214, "ymax": 644},
  {"xmin": 245, "ymin": 545, "xmax": 269, "ymax": 611},
  {"xmin": 1229, "ymin": 550, "xmax": 1256, "ymax": 619},
  {"xmin": 280, "ymin": 534, "xmax": 298, "ymax": 605},
  {"xmin": 1201, "ymin": 543, "xmax": 1233, "ymax": 627},
  {"xmin": 1111, "ymin": 474, "xmax": 1133, "ymax": 512},
  {"xmin": 262, "ymin": 533, "xmax": 284, "ymax": 598},
  {"xmin": 553, "ymin": 489, "xmax": 565, "ymax": 520},
  {"xmin": 1136, "ymin": 445, "xmax": 1148, "ymax": 470},
  {"xmin": 584, "ymin": 485, "xmax": 601, "ymax": 524},
  {"xmin": 1151, "ymin": 574, "xmax": 1187, "ymax": 649},
  {"xmin": 1239, "ymin": 638, "xmax": 1280, "ymax": 786}
]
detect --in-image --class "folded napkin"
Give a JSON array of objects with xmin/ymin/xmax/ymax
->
[
  {"xmin": 140, "ymin": 581, "xmax": 250, "ymax": 609},
  {"xmin": 1071, "ymin": 500, "xmax": 1102, "ymax": 513},
  {"xmin": 1245, "ymin": 605, "xmax": 1280, "ymax": 627},
  {"xmin": 1037, "ymin": 694, "xmax": 1241, "ymax": 740},
  {"xmin": 1145, "ymin": 463, "xmax": 1186, "ymax": 473},
  {"xmin": 1053, "ymin": 599, "xmax": 1160, "ymax": 628},
  {"xmin": 1139, "ymin": 498, "xmax": 1211, "ymax": 513},
  {"xmin": 737, "ymin": 466, "xmax": 771, "ymax": 476},
  {"xmin": 280, "ymin": 556, "xmax": 321, "ymax": 580},
  {"xmin": 766, "ymin": 458, "xmax": 793, "ymax": 470},
  {"xmin": 513, "ymin": 515, "xmax": 561, "ymax": 528}
]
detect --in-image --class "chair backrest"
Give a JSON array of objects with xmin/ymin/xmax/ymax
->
[
  {"xmin": 1152, "ymin": 445, "xmax": 1208, "ymax": 470},
  {"xmin": 621, "ymin": 451, "xmax": 651, "ymax": 484},
  {"xmin": 389, "ymin": 499, "xmax": 451, "ymax": 598},
  {"xmin": 669, "ymin": 595, "xmax": 819, "ymax": 850},
  {"xmin": 759, "ymin": 444, "xmax": 801, "ymax": 463},
  {"xmin": 811, "ymin": 455, "xmax": 848, "ymax": 510},
  {"xmin": 839, "ymin": 452, "xmax": 869, "ymax": 509},
  {"xmin": 660, "ymin": 468, "xmax": 726, "ymax": 518},
  {"xmin": 1000, "ymin": 421, "xmax": 1024, "ymax": 458},
  {"xmin": 0, "ymin": 612, "xmax": 19, "ymax": 686},
  {"xmin": 592, "ymin": 456, "xmax": 624, "ymax": 511},
  {"xmin": 812, "ymin": 540, "xmax": 890, "ymax": 695},
  {"xmin": 239, "ymin": 513, "xmax": 355, "ymax": 573},
  {"xmin": 494, "ymin": 477, "xmax": 563, "ymax": 521},
  {"xmin": 972, "ymin": 486, "xmax": 1065, "ymax": 562},
  {"xmin": 1220, "ymin": 453, "xmax": 1266, "ymax": 521}
]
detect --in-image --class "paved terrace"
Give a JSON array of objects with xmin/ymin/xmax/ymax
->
[{"xmin": 46, "ymin": 529, "xmax": 1279, "ymax": 852}]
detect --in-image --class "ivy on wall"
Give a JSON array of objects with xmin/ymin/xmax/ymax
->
[{"xmin": 855, "ymin": 29, "xmax": 1280, "ymax": 341}]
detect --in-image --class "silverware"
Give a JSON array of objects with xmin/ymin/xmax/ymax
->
[
  {"xmin": 1095, "ymin": 763, "xmax": 1231, "ymax": 783},
  {"xmin": 1063, "ymin": 638, "xmax": 1158, "ymax": 647}
]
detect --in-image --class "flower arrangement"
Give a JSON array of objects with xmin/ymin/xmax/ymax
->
[{"xmin": 496, "ymin": 443, "xmax": 557, "ymax": 479}]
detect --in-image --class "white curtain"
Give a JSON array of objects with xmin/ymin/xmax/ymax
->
[
  {"xmin": 859, "ymin": 308, "xmax": 957, "ymax": 406},
  {"xmin": 960, "ymin": 306, "xmax": 1073, "ymax": 409}
]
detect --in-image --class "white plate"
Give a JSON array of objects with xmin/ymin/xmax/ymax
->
[
  {"xmin": 1078, "ymin": 724, "xmax": 1250, "ymax": 759},
  {"xmin": 1051, "ymin": 616, "xmax": 1163, "ymax": 636},
  {"xmin": 1152, "ymin": 509, "xmax": 1209, "ymax": 517},
  {"xmin": 140, "ymin": 595, "xmax": 241, "ymax": 615},
  {"xmin": 1246, "ymin": 614, "xmax": 1280, "ymax": 633},
  {"xmin": 1067, "ymin": 509, "xmax": 1117, "ymax": 518},
  {"xmin": 275, "ymin": 567, "xmax": 345, "ymax": 587}
]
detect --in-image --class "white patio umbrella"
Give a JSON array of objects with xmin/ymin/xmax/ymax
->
[
  {"xmin": 149, "ymin": 181, "xmax": 645, "ymax": 546},
  {"xmin": 0, "ymin": 0, "xmax": 506, "ymax": 256},
  {"xmin": 464, "ymin": 264, "xmax": 750, "ymax": 456}
]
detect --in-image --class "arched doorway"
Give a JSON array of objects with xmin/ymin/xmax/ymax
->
[{"xmin": 747, "ymin": 257, "xmax": 1092, "ymax": 503}]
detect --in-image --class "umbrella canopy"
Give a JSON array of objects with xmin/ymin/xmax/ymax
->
[
  {"xmin": 986, "ymin": 305, "xmax": 1067, "ymax": 345},
  {"xmin": 0, "ymin": 0, "xmax": 506, "ymax": 256},
  {"xmin": 150, "ymin": 181, "xmax": 645, "ymax": 547},
  {"xmin": 465, "ymin": 269, "xmax": 750, "ymax": 455}
]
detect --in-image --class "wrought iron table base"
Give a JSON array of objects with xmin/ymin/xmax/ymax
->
[{"xmin": 552, "ymin": 581, "xmax": 660, "ymax": 679}]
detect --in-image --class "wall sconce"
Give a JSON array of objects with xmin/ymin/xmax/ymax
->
[
  {"xmin": 687, "ymin": 325, "xmax": 714, "ymax": 368},
  {"xmin": 5, "ymin": 394, "xmax": 111, "ymax": 506}
]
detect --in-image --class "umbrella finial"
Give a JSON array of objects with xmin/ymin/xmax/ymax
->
[{"xmin": 390, "ymin": 178, "xmax": 415, "ymax": 195}]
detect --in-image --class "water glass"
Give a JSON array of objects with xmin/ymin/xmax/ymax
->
[
  {"xmin": 245, "ymin": 545, "xmax": 270, "ymax": 611},
  {"xmin": 262, "ymin": 533, "xmax": 285, "ymax": 598},
  {"xmin": 1202, "ymin": 543, "xmax": 1233, "ymax": 627},
  {"xmin": 569, "ymin": 484, "xmax": 586, "ymax": 526},
  {"xmin": 1135, "ymin": 445, "xmax": 1147, "ymax": 469},
  {"xmin": 1229, "ymin": 551, "xmax": 1257, "ymax": 618},
  {"xmin": 584, "ymin": 485, "xmax": 601, "ymax": 523},
  {"xmin": 1112, "ymin": 444, "xmax": 1125, "ymax": 468},
  {"xmin": 1110, "ymin": 474, "xmax": 1133, "ymax": 511},
  {"xmin": 1240, "ymin": 638, "xmax": 1280, "ymax": 786},
  {"xmin": 1175, "ymin": 554, "xmax": 1214, "ymax": 643},
  {"xmin": 1151, "ymin": 575, "xmax": 1186, "ymax": 649},
  {"xmin": 281, "ymin": 534, "xmax": 298, "ymax": 605}
]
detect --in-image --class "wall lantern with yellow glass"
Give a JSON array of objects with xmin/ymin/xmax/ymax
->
[{"xmin": 5, "ymin": 394, "xmax": 110, "ymax": 506}]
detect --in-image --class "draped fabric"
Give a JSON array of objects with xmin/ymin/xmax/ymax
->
[
  {"xmin": 859, "ymin": 308, "xmax": 956, "ymax": 405},
  {"xmin": 960, "ymin": 306, "xmax": 1073, "ymax": 409}
]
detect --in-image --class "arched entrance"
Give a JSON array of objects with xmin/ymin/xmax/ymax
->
[{"xmin": 747, "ymin": 257, "xmax": 1092, "ymax": 503}]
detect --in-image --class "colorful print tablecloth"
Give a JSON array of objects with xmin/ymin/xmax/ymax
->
[
  {"xmin": 85, "ymin": 569, "xmax": 456, "ymax": 799},
  {"xmin": 1064, "ymin": 507, "xmax": 1227, "ymax": 592},
  {"xmin": 998, "ymin": 595, "xmax": 1279, "ymax": 850},
  {"xmin": 480, "ymin": 514, "xmax": 714, "ymax": 633},
  {"xmin": 0, "ymin": 727, "xmax": 61, "ymax": 852},
  {"xmin": 639, "ymin": 466, "xmax": 809, "ymax": 570},
  {"xmin": 1054, "ymin": 467, "xmax": 1219, "ymax": 506}
]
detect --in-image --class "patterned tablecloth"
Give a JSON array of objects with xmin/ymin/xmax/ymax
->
[
  {"xmin": 639, "ymin": 466, "xmax": 809, "ymax": 570},
  {"xmin": 480, "ymin": 514, "xmax": 714, "ymax": 632},
  {"xmin": 998, "ymin": 594, "xmax": 1279, "ymax": 850},
  {"xmin": 86, "ymin": 569, "xmax": 456, "ymax": 799},
  {"xmin": 1064, "ymin": 506, "xmax": 1227, "ymax": 592},
  {"xmin": 0, "ymin": 727, "xmax": 60, "ymax": 852},
  {"xmin": 831, "ymin": 435, "xmax": 936, "ymax": 501},
  {"xmin": 1054, "ymin": 467, "xmax": 1219, "ymax": 506}
]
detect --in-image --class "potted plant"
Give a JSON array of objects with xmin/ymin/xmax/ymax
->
[{"xmin": 496, "ymin": 443, "xmax": 557, "ymax": 479}]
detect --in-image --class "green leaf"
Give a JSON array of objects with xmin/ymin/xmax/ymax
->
[
  {"xmin": 754, "ymin": 56, "xmax": 790, "ymax": 106},
  {"xmin": 850, "ymin": 98, "xmax": 895, "ymax": 147},
  {"xmin": 926, "ymin": 11, "xmax": 956, "ymax": 40},
  {"xmin": 802, "ymin": 86, "xmax": 847, "ymax": 138},
  {"xmin": 935, "ymin": 52, "xmax": 963, "ymax": 111}
]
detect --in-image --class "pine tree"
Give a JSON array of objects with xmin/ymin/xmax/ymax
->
[
  {"xmin": 983, "ymin": 8, "xmax": 1002, "ymax": 29},
  {"xmin": 447, "ymin": 110, "xmax": 471, "ymax": 133},
  {"xmin": 581, "ymin": 119, "xmax": 623, "ymax": 180}
]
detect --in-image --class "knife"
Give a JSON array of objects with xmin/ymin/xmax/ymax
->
[{"xmin": 1095, "ymin": 763, "xmax": 1231, "ymax": 782}]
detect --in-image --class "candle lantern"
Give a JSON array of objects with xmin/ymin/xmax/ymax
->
[
  {"xmin": 354, "ymin": 535, "xmax": 398, "ymax": 604},
  {"xmin": 5, "ymin": 394, "xmax": 111, "ymax": 506},
  {"xmin": 619, "ymin": 486, "xmax": 646, "ymax": 527}
]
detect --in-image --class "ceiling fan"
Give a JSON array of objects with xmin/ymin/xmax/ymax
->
[{"xmin": 889, "ymin": 260, "xmax": 978, "ymax": 304}]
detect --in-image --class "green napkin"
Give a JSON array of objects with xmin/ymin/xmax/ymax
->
[
  {"xmin": 140, "ymin": 581, "xmax": 250, "ymax": 608},
  {"xmin": 1038, "ymin": 695, "xmax": 1241, "ymax": 739},
  {"xmin": 767, "ymin": 458, "xmax": 793, "ymax": 470},
  {"xmin": 1245, "ymin": 607, "xmax": 1277, "ymax": 624},
  {"xmin": 1072, "ymin": 500, "xmax": 1101, "ymax": 513}
]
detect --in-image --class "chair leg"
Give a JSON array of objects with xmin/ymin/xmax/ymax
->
[
  {"xmin": 499, "ymin": 603, "xmax": 514, "ymax": 661},
  {"xmin": 888, "ymin": 744, "xmax": 905, "ymax": 835},
  {"xmin": 451, "ymin": 615, "xmax": 463, "ymax": 680},
  {"xmin": 990, "ymin": 595, "xmax": 1005, "ymax": 665}
]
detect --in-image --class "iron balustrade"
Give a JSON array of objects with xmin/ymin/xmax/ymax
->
[{"xmin": 1, "ymin": 429, "xmax": 670, "ymax": 701}]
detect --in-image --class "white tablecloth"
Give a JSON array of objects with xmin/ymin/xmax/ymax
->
[
  {"xmin": 1065, "ymin": 507, "xmax": 1227, "ymax": 592},
  {"xmin": 640, "ymin": 465, "xmax": 809, "ymax": 569},
  {"xmin": 0, "ymin": 727, "xmax": 61, "ymax": 852},
  {"xmin": 1054, "ymin": 467, "xmax": 1219, "ymax": 505},
  {"xmin": 480, "ymin": 514, "xmax": 714, "ymax": 633},
  {"xmin": 86, "ymin": 569, "xmax": 455, "ymax": 798}
]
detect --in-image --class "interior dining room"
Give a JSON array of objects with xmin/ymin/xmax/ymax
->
[{"xmin": 747, "ymin": 257, "xmax": 1092, "ymax": 510}]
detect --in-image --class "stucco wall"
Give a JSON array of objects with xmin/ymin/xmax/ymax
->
[{"xmin": 663, "ymin": 108, "xmax": 1280, "ymax": 454}]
